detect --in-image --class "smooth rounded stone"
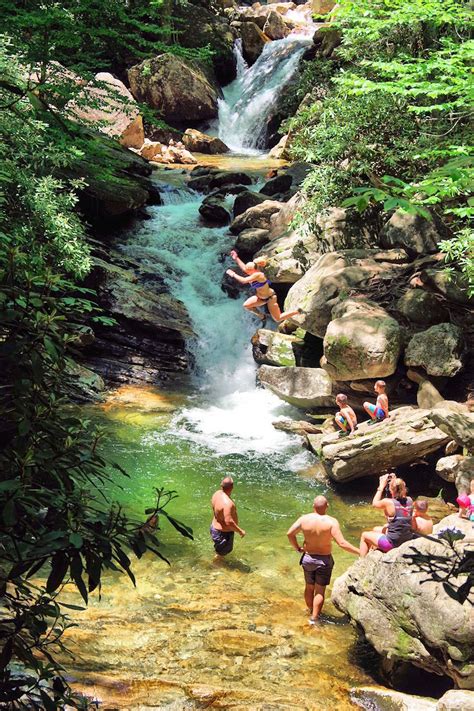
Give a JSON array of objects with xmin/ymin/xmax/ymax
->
[
  {"xmin": 233, "ymin": 190, "xmax": 268, "ymax": 218},
  {"xmin": 140, "ymin": 140, "xmax": 164, "ymax": 161},
  {"xmin": 322, "ymin": 299, "xmax": 402, "ymax": 381},
  {"xmin": 436, "ymin": 454, "xmax": 466, "ymax": 482},
  {"xmin": 234, "ymin": 228, "xmax": 270, "ymax": 256},
  {"xmin": 257, "ymin": 365, "xmax": 333, "ymax": 408},
  {"xmin": 128, "ymin": 54, "xmax": 219, "ymax": 122},
  {"xmin": 351, "ymin": 686, "xmax": 436, "ymax": 711},
  {"xmin": 260, "ymin": 173, "xmax": 293, "ymax": 196},
  {"xmin": 284, "ymin": 250, "xmax": 409, "ymax": 337},
  {"xmin": 252, "ymin": 329, "xmax": 300, "ymax": 366},
  {"xmin": 319, "ymin": 406, "xmax": 451, "ymax": 482},
  {"xmin": 263, "ymin": 10, "xmax": 290, "ymax": 39},
  {"xmin": 437, "ymin": 690, "xmax": 474, "ymax": 710},
  {"xmin": 198, "ymin": 196, "xmax": 231, "ymax": 225},
  {"xmin": 332, "ymin": 514, "xmax": 474, "ymax": 690},
  {"xmin": 405, "ymin": 323, "xmax": 465, "ymax": 377},
  {"xmin": 406, "ymin": 368, "xmax": 447, "ymax": 409},
  {"xmin": 397, "ymin": 289, "xmax": 449, "ymax": 325},
  {"xmin": 182, "ymin": 129, "xmax": 229, "ymax": 155},
  {"xmin": 379, "ymin": 209, "xmax": 446, "ymax": 256},
  {"xmin": 420, "ymin": 269, "xmax": 473, "ymax": 307},
  {"xmin": 230, "ymin": 200, "xmax": 284, "ymax": 234},
  {"xmin": 209, "ymin": 172, "xmax": 253, "ymax": 190},
  {"xmin": 240, "ymin": 21, "xmax": 270, "ymax": 65},
  {"xmin": 430, "ymin": 407, "xmax": 474, "ymax": 453}
]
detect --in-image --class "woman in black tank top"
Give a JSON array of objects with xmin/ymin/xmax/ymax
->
[{"xmin": 359, "ymin": 474, "xmax": 414, "ymax": 557}]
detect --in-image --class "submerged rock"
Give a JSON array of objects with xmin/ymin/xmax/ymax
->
[
  {"xmin": 182, "ymin": 128, "xmax": 229, "ymax": 154},
  {"xmin": 199, "ymin": 196, "xmax": 231, "ymax": 225},
  {"xmin": 258, "ymin": 365, "xmax": 333, "ymax": 408},
  {"xmin": 319, "ymin": 406, "xmax": 451, "ymax": 482},
  {"xmin": 128, "ymin": 55, "xmax": 220, "ymax": 123},
  {"xmin": 405, "ymin": 323, "xmax": 465, "ymax": 377},
  {"xmin": 332, "ymin": 514, "xmax": 474, "ymax": 689},
  {"xmin": 322, "ymin": 299, "xmax": 402, "ymax": 381}
]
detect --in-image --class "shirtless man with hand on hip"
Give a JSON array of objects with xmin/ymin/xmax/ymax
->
[
  {"xmin": 287, "ymin": 495, "xmax": 359, "ymax": 625},
  {"xmin": 210, "ymin": 477, "xmax": 245, "ymax": 557}
]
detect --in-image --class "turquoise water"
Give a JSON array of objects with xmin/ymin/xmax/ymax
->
[{"xmin": 63, "ymin": 173, "xmax": 383, "ymax": 708}]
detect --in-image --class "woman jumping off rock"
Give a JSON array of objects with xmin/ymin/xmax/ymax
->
[{"xmin": 226, "ymin": 250, "xmax": 303, "ymax": 324}]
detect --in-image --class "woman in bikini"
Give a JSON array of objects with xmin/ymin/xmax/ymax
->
[{"xmin": 226, "ymin": 250, "xmax": 303, "ymax": 324}]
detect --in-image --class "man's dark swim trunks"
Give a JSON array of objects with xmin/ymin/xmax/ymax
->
[
  {"xmin": 210, "ymin": 525, "xmax": 234, "ymax": 556},
  {"xmin": 300, "ymin": 552, "xmax": 334, "ymax": 586}
]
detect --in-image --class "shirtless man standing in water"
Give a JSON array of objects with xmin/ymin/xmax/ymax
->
[
  {"xmin": 287, "ymin": 496, "xmax": 359, "ymax": 624},
  {"xmin": 210, "ymin": 477, "xmax": 246, "ymax": 557}
]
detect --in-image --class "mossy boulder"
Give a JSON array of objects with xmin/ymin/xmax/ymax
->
[
  {"xmin": 405, "ymin": 323, "xmax": 465, "ymax": 377},
  {"xmin": 397, "ymin": 289, "xmax": 449, "ymax": 325},
  {"xmin": 322, "ymin": 299, "xmax": 402, "ymax": 381},
  {"xmin": 252, "ymin": 329, "xmax": 300, "ymax": 367}
]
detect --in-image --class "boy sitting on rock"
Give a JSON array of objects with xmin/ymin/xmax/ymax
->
[
  {"xmin": 335, "ymin": 394, "xmax": 357, "ymax": 436},
  {"xmin": 363, "ymin": 380, "xmax": 389, "ymax": 425}
]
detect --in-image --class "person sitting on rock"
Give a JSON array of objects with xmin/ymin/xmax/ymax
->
[
  {"xmin": 359, "ymin": 474, "xmax": 414, "ymax": 557},
  {"xmin": 226, "ymin": 250, "xmax": 303, "ymax": 324},
  {"xmin": 457, "ymin": 479, "xmax": 474, "ymax": 521},
  {"xmin": 363, "ymin": 380, "xmax": 389, "ymax": 425},
  {"xmin": 334, "ymin": 394, "xmax": 357, "ymax": 437},
  {"xmin": 412, "ymin": 499, "xmax": 433, "ymax": 535}
]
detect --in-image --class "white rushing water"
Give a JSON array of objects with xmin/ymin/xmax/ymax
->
[
  {"xmin": 121, "ymin": 187, "xmax": 308, "ymax": 459},
  {"xmin": 218, "ymin": 35, "xmax": 312, "ymax": 153}
]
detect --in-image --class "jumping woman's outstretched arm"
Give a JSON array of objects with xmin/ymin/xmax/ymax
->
[
  {"xmin": 230, "ymin": 250, "xmax": 247, "ymax": 272},
  {"xmin": 226, "ymin": 269, "xmax": 265, "ymax": 285}
]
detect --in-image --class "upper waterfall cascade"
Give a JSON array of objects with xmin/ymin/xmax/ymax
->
[{"xmin": 217, "ymin": 35, "xmax": 312, "ymax": 154}]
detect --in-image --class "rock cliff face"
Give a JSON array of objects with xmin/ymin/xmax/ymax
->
[
  {"xmin": 332, "ymin": 515, "xmax": 474, "ymax": 689},
  {"xmin": 81, "ymin": 252, "xmax": 193, "ymax": 387}
]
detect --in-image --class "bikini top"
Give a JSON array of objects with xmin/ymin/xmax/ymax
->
[{"xmin": 250, "ymin": 279, "xmax": 270, "ymax": 290}]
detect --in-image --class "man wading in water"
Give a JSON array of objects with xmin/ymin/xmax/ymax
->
[
  {"xmin": 210, "ymin": 477, "xmax": 245, "ymax": 558},
  {"xmin": 287, "ymin": 496, "xmax": 359, "ymax": 625}
]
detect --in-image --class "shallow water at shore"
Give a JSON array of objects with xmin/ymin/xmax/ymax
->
[{"xmin": 62, "ymin": 393, "xmax": 387, "ymax": 709}]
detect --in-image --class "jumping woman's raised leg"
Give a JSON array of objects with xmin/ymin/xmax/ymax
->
[
  {"xmin": 267, "ymin": 294, "xmax": 302, "ymax": 323},
  {"xmin": 243, "ymin": 295, "xmax": 267, "ymax": 321}
]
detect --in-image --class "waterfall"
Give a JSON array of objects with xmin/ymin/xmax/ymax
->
[
  {"xmin": 120, "ymin": 185, "xmax": 306, "ymax": 457},
  {"xmin": 218, "ymin": 35, "xmax": 311, "ymax": 154}
]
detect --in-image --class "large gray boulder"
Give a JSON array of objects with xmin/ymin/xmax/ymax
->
[
  {"xmin": 430, "ymin": 408, "xmax": 474, "ymax": 453},
  {"xmin": 397, "ymin": 289, "xmax": 449, "ymax": 325},
  {"xmin": 319, "ymin": 406, "xmax": 451, "ymax": 482},
  {"xmin": 284, "ymin": 250, "xmax": 409, "ymax": 337},
  {"xmin": 332, "ymin": 514, "xmax": 474, "ymax": 689},
  {"xmin": 234, "ymin": 228, "xmax": 270, "ymax": 256},
  {"xmin": 233, "ymin": 190, "xmax": 268, "ymax": 218},
  {"xmin": 240, "ymin": 22, "xmax": 269, "ymax": 65},
  {"xmin": 379, "ymin": 210, "xmax": 445, "ymax": 256},
  {"xmin": 405, "ymin": 324, "xmax": 465, "ymax": 377},
  {"xmin": 436, "ymin": 455, "xmax": 474, "ymax": 496},
  {"xmin": 258, "ymin": 365, "xmax": 333, "ymax": 408},
  {"xmin": 437, "ymin": 690, "xmax": 474, "ymax": 710},
  {"xmin": 230, "ymin": 200, "xmax": 284, "ymax": 234},
  {"xmin": 263, "ymin": 10, "xmax": 290, "ymax": 39},
  {"xmin": 420, "ymin": 269, "xmax": 473, "ymax": 307},
  {"xmin": 128, "ymin": 55, "xmax": 220, "ymax": 123},
  {"xmin": 322, "ymin": 299, "xmax": 402, "ymax": 381}
]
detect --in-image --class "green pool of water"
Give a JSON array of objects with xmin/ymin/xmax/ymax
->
[{"xmin": 64, "ymin": 400, "xmax": 383, "ymax": 710}]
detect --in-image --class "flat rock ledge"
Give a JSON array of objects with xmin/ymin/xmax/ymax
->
[
  {"xmin": 309, "ymin": 406, "xmax": 452, "ymax": 483},
  {"xmin": 332, "ymin": 515, "xmax": 474, "ymax": 690}
]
